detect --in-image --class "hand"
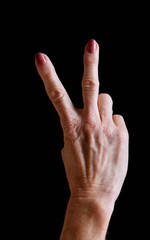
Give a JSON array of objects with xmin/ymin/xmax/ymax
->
[{"xmin": 35, "ymin": 39, "xmax": 129, "ymax": 207}]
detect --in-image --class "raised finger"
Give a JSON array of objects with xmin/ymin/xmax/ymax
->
[
  {"xmin": 82, "ymin": 39, "xmax": 99, "ymax": 112},
  {"xmin": 35, "ymin": 53, "xmax": 75, "ymax": 124}
]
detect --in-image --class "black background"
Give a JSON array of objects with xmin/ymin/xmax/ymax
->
[{"xmin": 2, "ymin": 3, "xmax": 146, "ymax": 239}]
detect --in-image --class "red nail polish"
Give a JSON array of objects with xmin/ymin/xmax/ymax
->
[
  {"xmin": 35, "ymin": 52, "xmax": 46, "ymax": 64},
  {"xmin": 86, "ymin": 39, "xmax": 97, "ymax": 53}
]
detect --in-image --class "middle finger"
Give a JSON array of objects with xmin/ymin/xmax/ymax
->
[{"xmin": 82, "ymin": 39, "xmax": 100, "ymax": 113}]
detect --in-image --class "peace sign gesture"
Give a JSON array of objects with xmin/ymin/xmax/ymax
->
[
  {"xmin": 35, "ymin": 39, "xmax": 129, "ymax": 239},
  {"xmin": 35, "ymin": 40, "xmax": 99, "ymax": 136},
  {"xmin": 35, "ymin": 39, "xmax": 128, "ymax": 200},
  {"xmin": 35, "ymin": 39, "xmax": 128, "ymax": 198}
]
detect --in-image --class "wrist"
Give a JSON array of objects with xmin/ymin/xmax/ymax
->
[
  {"xmin": 69, "ymin": 195, "xmax": 114, "ymax": 223},
  {"xmin": 70, "ymin": 185, "xmax": 116, "ymax": 214},
  {"xmin": 60, "ymin": 196, "xmax": 114, "ymax": 240}
]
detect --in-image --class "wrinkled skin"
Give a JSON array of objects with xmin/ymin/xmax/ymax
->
[{"xmin": 35, "ymin": 39, "xmax": 129, "ymax": 206}]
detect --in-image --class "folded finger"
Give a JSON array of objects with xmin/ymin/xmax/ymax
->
[{"xmin": 98, "ymin": 93, "xmax": 113, "ymax": 121}]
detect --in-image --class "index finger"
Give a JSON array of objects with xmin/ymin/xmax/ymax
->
[{"xmin": 35, "ymin": 53, "xmax": 75, "ymax": 124}]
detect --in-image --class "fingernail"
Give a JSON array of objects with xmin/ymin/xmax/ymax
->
[
  {"xmin": 35, "ymin": 52, "xmax": 47, "ymax": 64},
  {"xmin": 86, "ymin": 39, "xmax": 97, "ymax": 53}
]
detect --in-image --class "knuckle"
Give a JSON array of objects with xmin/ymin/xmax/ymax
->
[
  {"xmin": 84, "ymin": 54, "xmax": 98, "ymax": 66},
  {"xmin": 116, "ymin": 127, "xmax": 129, "ymax": 144},
  {"xmin": 50, "ymin": 89, "xmax": 64, "ymax": 103},
  {"xmin": 63, "ymin": 118, "xmax": 80, "ymax": 140},
  {"xmin": 82, "ymin": 79, "xmax": 99, "ymax": 95},
  {"xmin": 83, "ymin": 113, "xmax": 99, "ymax": 132},
  {"xmin": 43, "ymin": 66, "xmax": 56, "ymax": 81},
  {"xmin": 102, "ymin": 124, "xmax": 113, "ymax": 138},
  {"xmin": 46, "ymin": 86, "xmax": 65, "ymax": 103},
  {"xmin": 82, "ymin": 79, "xmax": 98, "ymax": 88},
  {"xmin": 113, "ymin": 115, "xmax": 129, "ymax": 142},
  {"xmin": 101, "ymin": 121, "xmax": 129, "ymax": 146},
  {"xmin": 101, "ymin": 124, "xmax": 115, "ymax": 145}
]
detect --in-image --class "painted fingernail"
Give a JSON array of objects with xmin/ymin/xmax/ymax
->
[
  {"xmin": 35, "ymin": 52, "xmax": 47, "ymax": 64},
  {"xmin": 86, "ymin": 39, "xmax": 97, "ymax": 53}
]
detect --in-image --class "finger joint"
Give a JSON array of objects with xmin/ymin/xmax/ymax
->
[{"xmin": 46, "ymin": 86, "xmax": 65, "ymax": 103}]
